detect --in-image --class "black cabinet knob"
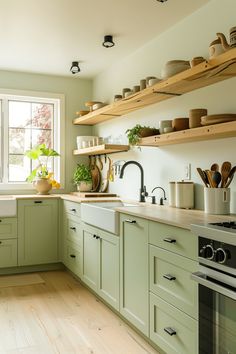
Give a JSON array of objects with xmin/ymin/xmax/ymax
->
[
  {"xmin": 163, "ymin": 238, "xmax": 176, "ymax": 244},
  {"xmin": 163, "ymin": 274, "xmax": 176, "ymax": 281},
  {"xmin": 70, "ymin": 254, "xmax": 76, "ymax": 258}
]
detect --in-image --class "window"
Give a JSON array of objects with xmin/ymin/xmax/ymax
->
[{"xmin": 0, "ymin": 90, "xmax": 65, "ymax": 189}]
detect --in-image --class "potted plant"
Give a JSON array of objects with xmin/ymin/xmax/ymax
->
[
  {"xmin": 25, "ymin": 144, "xmax": 60, "ymax": 194},
  {"xmin": 125, "ymin": 124, "xmax": 159, "ymax": 146},
  {"xmin": 73, "ymin": 164, "xmax": 92, "ymax": 192}
]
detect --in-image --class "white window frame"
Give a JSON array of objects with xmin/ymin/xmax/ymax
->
[{"xmin": 0, "ymin": 88, "xmax": 65, "ymax": 191}]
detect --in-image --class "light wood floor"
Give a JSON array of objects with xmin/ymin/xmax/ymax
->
[{"xmin": 0, "ymin": 271, "xmax": 160, "ymax": 354}]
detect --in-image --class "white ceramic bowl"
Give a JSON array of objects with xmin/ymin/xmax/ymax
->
[
  {"xmin": 159, "ymin": 120, "xmax": 172, "ymax": 134},
  {"xmin": 76, "ymin": 136, "xmax": 98, "ymax": 149},
  {"xmin": 148, "ymin": 78, "xmax": 161, "ymax": 86},
  {"xmin": 92, "ymin": 103, "xmax": 107, "ymax": 110}
]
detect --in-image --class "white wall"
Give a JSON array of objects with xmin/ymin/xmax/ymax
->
[{"xmin": 92, "ymin": 0, "xmax": 236, "ymax": 211}]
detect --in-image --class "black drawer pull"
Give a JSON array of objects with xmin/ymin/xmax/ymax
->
[
  {"xmin": 93, "ymin": 234, "xmax": 96, "ymax": 238},
  {"xmin": 163, "ymin": 238, "xmax": 176, "ymax": 244},
  {"xmin": 164, "ymin": 327, "xmax": 176, "ymax": 336},
  {"xmin": 34, "ymin": 201, "xmax": 42, "ymax": 204},
  {"xmin": 69, "ymin": 208, "xmax": 76, "ymax": 212},
  {"xmin": 70, "ymin": 254, "xmax": 76, "ymax": 258},
  {"xmin": 0, "ymin": 220, "xmax": 2, "ymax": 222},
  {"xmin": 125, "ymin": 219, "xmax": 136, "ymax": 224},
  {"xmin": 70, "ymin": 227, "xmax": 76, "ymax": 231},
  {"xmin": 96, "ymin": 236, "xmax": 100, "ymax": 240},
  {"xmin": 163, "ymin": 274, "xmax": 176, "ymax": 281},
  {"xmin": 0, "ymin": 241, "xmax": 2, "ymax": 244}
]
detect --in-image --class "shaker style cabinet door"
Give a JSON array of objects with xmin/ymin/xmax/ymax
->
[
  {"xmin": 119, "ymin": 214, "xmax": 149, "ymax": 336},
  {"xmin": 18, "ymin": 199, "xmax": 58, "ymax": 266}
]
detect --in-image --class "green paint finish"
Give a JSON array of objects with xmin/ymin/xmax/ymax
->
[
  {"xmin": 66, "ymin": 217, "xmax": 81, "ymax": 245},
  {"xmin": 150, "ymin": 292, "xmax": 198, "ymax": 354},
  {"xmin": 0, "ymin": 218, "xmax": 17, "ymax": 240},
  {"xmin": 149, "ymin": 245, "xmax": 198, "ymax": 319},
  {"xmin": 0, "ymin": 239, "xmax": 17, "ymax": 267},
  {"xmin": 149, "ymin": 221, "xmax": 197, "ymax": 260},
  {"xmin": 120, "ymin": 214, "xmax": 149, "ymax": 336},
  {"xmin": 64, "ymin": 240, "xmax": 80, "ymax": 277},
  {"xmin": 18, "ymin": 199, "xmax": 58, "ymax": 266},
  {"xmin": 63, "ymin": 200, "xmax": 81, "ymax": 218},
  {"xmin": 81, "ymin": 223, "xmax": 119, "ymax": 310}
]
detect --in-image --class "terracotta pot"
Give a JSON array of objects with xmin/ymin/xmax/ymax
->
[
  {"xmin": 189, "ymin": 108, "xmax": 208, "ymax": 128},
  {"xmin": 172, "ymin": 118, "xmax": 189, "ymax": 131},
  {"xmin": 33, "ymin": 178, "xmax": 52, "ymax": 195},
  {"xmin": 139, "ymin": 127, "xmax": 159, "ymax": 138},
  {"xmin": 77, "ymin": 181, "xmax": 92, "ymax": 192}
]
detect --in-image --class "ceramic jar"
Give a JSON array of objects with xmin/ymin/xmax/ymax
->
[
  {"xmin": 176, "ymin": 181, "xmax": 194, "ymax": 209},
  {"xmin": 34, "ymin": 178, "xmax": 52, "ymax": 195},
  {"xmin": 189, "ymin": 108, "xmax": 208, "ymax": 128},
  {"xmin": 169, "ymin": 182, "xmax": 176, "ymax": 207},
  {"xmin": 209, "ymin": 38, "xmax": 225, "ymax": 59},
  {"xmin": 204, "ymin": 188, "xmax": 230, "ymax": 214},
  {"xmin": 77, "ymin": 181, "xmax": 92, "ymax": 192}
]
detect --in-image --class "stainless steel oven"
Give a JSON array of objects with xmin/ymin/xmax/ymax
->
[{"xmin": 191, "ymin": 222, "xmax": 236, "ymax": 354}]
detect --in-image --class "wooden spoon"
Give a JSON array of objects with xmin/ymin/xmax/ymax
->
[
  {"xmin": 224, "ymin": 166, "xmax": 236, "ymax": 188},
  {"xmin": 211, "ymin": 163, "xmax": 219, "ymax": 172},
  {"xmin": 196, "ymin": 167, "xmax": 209, "ymax": 187},
  {"xmin": 221, "ymin": 161, "xmax": 231, "ymax": 188},
  {"xmin": 205, "ymin": 170, "xmax": 215, "ymax": 188}
]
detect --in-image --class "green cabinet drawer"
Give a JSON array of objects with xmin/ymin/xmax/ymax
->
[
  {"xmin": 0, "ymin": 218, "xmax": 17, "ymax": 240},
  {"xmin": 150, "ymin": 245, "xmax": 198, "ymax": 319},
  {"xmin": 149, "ymin": 221, "xmax": 197, "ymax": 260},
  {"xmin": 150, "ymin": 292, "xmax": 198, "ymax": 354},
  {"xmin": 0, "ymin": 239, "xmax": 17, "ymax": 268},
  {"xmin": 66, "ymin": 216, "xmax": 81, "ymax": 245},
  {"xmin": 63, "ymin": 200, "xmax": 80, "ymax": 218},
  {"xmin": 64, "ymin": 240, "xmax": 80, "ymax": 277}
]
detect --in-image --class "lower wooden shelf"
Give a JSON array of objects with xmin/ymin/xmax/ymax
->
[
  {"xmin": 139, "ymin": 121, "xmax": 236, "ymax": 147},
  {"xmin": 73, "ymin": 144, "xmax": 130, "ymax": 156}
]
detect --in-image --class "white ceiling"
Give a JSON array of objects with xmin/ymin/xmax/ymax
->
[{"xmin": 0, "ymin": 0, "xmax": 210, "ymax": 78}]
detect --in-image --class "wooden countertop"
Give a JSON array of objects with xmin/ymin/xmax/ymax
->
[
  {"xmin": 8, "ymin": 194, "xmax": 236, "ymax": 230},
  {"xmin": 114, "ymin": 204, "xmax": 236, "ymax": 230}
]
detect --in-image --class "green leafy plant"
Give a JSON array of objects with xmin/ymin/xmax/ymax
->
[
  {"xmin": 25, "ymin": 144, "xmax": 60, "ymax": 188},
  {"xmin": 126, "ymin": 124, "xmax": 159, "ymax": 145},
  {"xmin": 73, "ymin": 164, "xmax": 92, "ymax": 185}
]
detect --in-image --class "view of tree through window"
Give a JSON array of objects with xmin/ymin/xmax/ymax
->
[{"xmin": 8, "ymin": 101, "xmax": 54, "ymax": 182}]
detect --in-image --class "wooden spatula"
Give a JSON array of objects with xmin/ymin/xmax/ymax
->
[{"xmin": 221, "ymin": 161, "xmax": 231, "ymax": 188}]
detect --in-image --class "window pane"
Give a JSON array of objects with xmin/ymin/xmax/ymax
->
[
  {"xmin": 32, "ymin": 129, "xmax": 52, "ymax": 148},
  {"xmin": 32, "ymin": 103, "xmax": 53, "ymax": 129},
  {"xmin": 9, "ymin": 155, "xmax": 30, "ymax": 182},
  {"xmin": 9, "ymin": 128, "xmax": 31, "ymax": 154},
  {"xmin": 9, "ymin": 101, "xmax": 31, "ymax": 128}
]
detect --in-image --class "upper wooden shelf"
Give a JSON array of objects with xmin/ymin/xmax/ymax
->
[
  {"xmin": 73, "ymin": 49, "xmax": 236, "ymax": 126},
  {"xmin": 139, "ymin": 121, "xmax": 236, "ymax": 147},
  {"xmin": 73, "ymin": 144, "xmax": 130, "ymax": 156}
]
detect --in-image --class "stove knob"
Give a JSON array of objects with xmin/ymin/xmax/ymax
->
[
  {"xmin": 215, "ymin": 248, "xmax": 230, "ymax": 264},
  {"xmin": 200, "ymin": 244, "xmax": 215, "ymax": 259}
]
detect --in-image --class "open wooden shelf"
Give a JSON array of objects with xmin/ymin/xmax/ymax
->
[
  {"xmin": 73, "ymin": 144, "xmax": 130, "ymax": 156},
  {"xmin": 73, "ymin": 49, "xmax": 236, "ymax": 126},
  {"xmin": 139, "ymin": 121, "xmax": 236, "ymax": 147}
]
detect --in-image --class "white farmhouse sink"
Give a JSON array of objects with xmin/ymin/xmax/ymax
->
[
  {"xmin": 81, "ymin": 201, "xmax": 138, "ymax": 234},
  {"xmin": 0, "ymin": 196, "xmax": 17, "ymax": 217}
]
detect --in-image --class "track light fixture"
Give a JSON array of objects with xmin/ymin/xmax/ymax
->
[
  {"xmin": 70, "ymin": 61, "xmax": 80, "ymax": 74},
  {"xmin": 102, "ymin": 35, "xmax": 115, "ymax": 48}
]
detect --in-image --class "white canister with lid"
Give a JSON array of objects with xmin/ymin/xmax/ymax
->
[
  {"xmin": 176, "ymin": 181, "xmax": 194, "ymax": 209},
  {"xmin": 169, "ymin": 182, "xmax": 176, "ymax": 207}
]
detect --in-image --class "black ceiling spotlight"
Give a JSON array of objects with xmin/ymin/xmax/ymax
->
[
  {"xmin": 156, "ymin": 0, "xmax": 168, "ymax": 2},
  {"xmin": 103, "ymin": 35, "xmax": 115, "ymax": 48},
  {"xmin": 70, "ymin": 61, "xmax": 80, "ymax": 74}
]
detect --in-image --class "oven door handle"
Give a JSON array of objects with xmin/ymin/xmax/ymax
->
[{"xmin": 191, "ymin": 271, "xmax": 236, "ymax": 300}]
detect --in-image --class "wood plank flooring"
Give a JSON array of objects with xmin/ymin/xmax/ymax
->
[{"xmin": 0, "ymin": 271, "xmax": 160, "ymax": 354}]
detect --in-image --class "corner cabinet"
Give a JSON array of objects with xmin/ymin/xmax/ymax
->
[
  {"xmin": 119, "ymin": 214, "xmax": 149, "ymax": 336},
  {"xmin": 18, "ymin": 199, "xmax": 58, "ymax": 266},
  {"xmin": 81, "ymin": 222, "xmax": 119, "ymax": 310}
]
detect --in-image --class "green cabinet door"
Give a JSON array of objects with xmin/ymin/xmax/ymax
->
[
  {"xmin": 81, "ymin": 223, "xmax": 98, "ymax": 292},
  {"xmin": 98, "ymin": 229, "xmax": 119, "ymax": 310},
  {"xmin": 0, "ymin": 239, "xmax": 17, "ymax": 268},
  {"xmin": 18, "ymin": 199, "xmax": 58, "ymax": 266},
  {"xmin": 81, "ymin": 223, "xmax": 120, "ymax": 310},
  {"xmin": 120, "ymin": 214, "xmax": 149, "ymax": 336}
]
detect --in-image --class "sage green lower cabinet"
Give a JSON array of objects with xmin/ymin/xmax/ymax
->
[
  {"xmin": 18, "ymin": 199, "xmax": 58, "ymax": 266},
  {"xmin": 64, "ymin": 240, "xmax": 80, "ymax": 277},
  {"xmin": 120, "ymin": 214, "xmax": 149, "ymax": 336},
  {"xmin": 0, "ymin": 218, "xmax": 18, "ymax": 268},
  {"xmin": 81, "ymin": 223, "xmax": 119, "ymax": 310},
  {"xmin": 150, "ymin": 293, "xmax": 198, "ymax": 354},
  {"xmin": 149, "ymin": 245, "xmax": 198, "ymax": 319},
  {"xmin": 0, "ymin": 239, "xmax": 17, "ymax": 267}
]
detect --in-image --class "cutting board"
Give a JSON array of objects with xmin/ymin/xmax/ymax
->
[{"xmin": 70, "ymin": 192, "xmax": 117, "ymax": 198}]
